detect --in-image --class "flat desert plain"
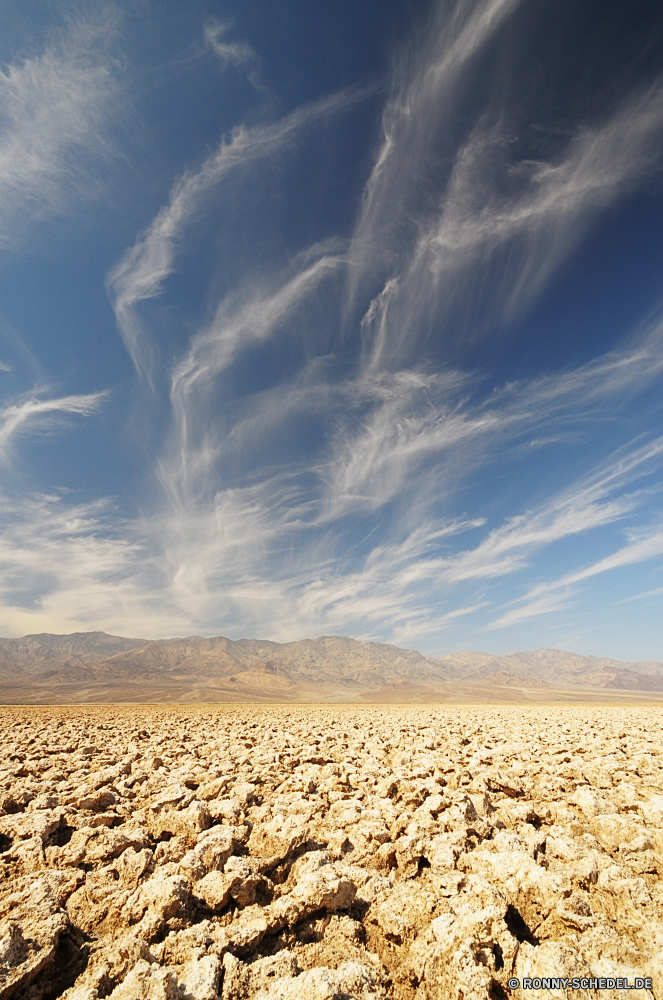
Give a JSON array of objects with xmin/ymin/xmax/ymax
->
[{"xmin": 1, "ymin": 705, "xmax": 662, "ymax": 1000}]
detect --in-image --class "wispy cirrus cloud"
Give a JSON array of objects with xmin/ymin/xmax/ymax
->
[
  {"xmin": 0, "ymin": 391, "xmax": 107, "ymax": 464},
  {"xmin": 317, "ymin": 313, "xmax": 663, "ymax": 526},
  {"xmin": 483, "ymin": 438, "xmax": 663, "ymax": 628},
  {"xmin": 0, "ymin": 491, "xmax": 173, "ymax": 639},
  {"xmin": 145, "ymin": 330, "xmax": 663, "ymax": 642},
  {"xmin": 204, "ymin": 21, "xmax": 262, "ymax": 90},
  {"xmin": 164, "ymin": 245, "xmax": 343, "ymax": 505},
  {"xmin": 204, "ymin": 21, "xmax": 256, "ymax": 71},
  {"xmin": 348, "ymin": 0, "xmax": 663, "ymax": 367},
  {"xmin": 1, "ymin": 401, "xmax": 662, "ymax": 643},
  {"xmin": 0, "ymin": 8, "xmax": 124, "ymax": 247},
  {"xmin": 107, "ymin": 85, "xmax": 372, "ymax": 385},
  {"xmin": 489, "ymin": 526, "xmax": 663, "ymax": 629}
]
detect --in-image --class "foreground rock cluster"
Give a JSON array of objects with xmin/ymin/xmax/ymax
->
[{"xmin": 0, "ymin": 706, "xmax": 662, "ymax": 999}]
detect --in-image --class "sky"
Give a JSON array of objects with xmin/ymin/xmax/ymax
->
[{"xmin": 1, "ymin": 0, "xmax": 663, "ymax": 659}]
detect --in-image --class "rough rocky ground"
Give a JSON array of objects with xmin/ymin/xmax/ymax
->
[{"xmin": 0, "ymin": 705, "xmax": 662, "ymax": 999}]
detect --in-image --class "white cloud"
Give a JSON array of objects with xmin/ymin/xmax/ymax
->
[
  {"xmin": 440, "ymin": 435, "xmax": 663, "ymax": 592},
  {"xmin": 1, "ymin": 416, "xmax": 662, "ymax": 645},
  {"xmin": 489, "ymin": 526, "xmax": 663, "ymax": 630},
  {"xmin": 422, "ymin": 84, "xmax": 663, "ymax": 323},
  {"xmin": 347, "ymin": 0, "xmax": 663, "ymax": 369},
  {"xmin": 0, "ymin": 391, "xmax": 107, "ymax": 463},
  {"xmin": 163, "ymin": 247, "xmax": 343, "ymax": 505},
  {"xmin": 107, "ymin": 87, "xmax": 371, "ymax": 384},
  {"xmin": 616, "ymin": 585, "xmax": 663, "ymax": 603},
  {"xmin": 204, "ymin": 21, "xmax": 259, "ymax": 86},
  {"xmin": 0, "ymin": 492, "xmax": 177, "ymax": 639},
  {"xmin": 316, "ymin": 314, "xmax": 663, "ymax": 527},
  {"xmin": 0, "ymin": 9, "xmax": 123, "ymax": 246},
  {"xmin": 481, "ymin": 439, "xmax": 663, "ymax": 629},
  {"xmin": 350, "ymin": 0, "xmax": 524, "ymax": 285}
]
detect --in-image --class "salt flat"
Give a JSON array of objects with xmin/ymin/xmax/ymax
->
[{"xmin": 1, "ymin": 705, "xmax": 662, "ymax": 999}]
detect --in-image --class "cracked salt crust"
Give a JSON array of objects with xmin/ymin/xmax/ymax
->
[{"xmin": 0, "ymin": 705, "xmax": 661, "ymax": 999}]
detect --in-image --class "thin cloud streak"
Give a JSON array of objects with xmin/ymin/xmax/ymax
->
[
  {"xmin": 348, "ymin": 0, "xmax": 524, "ymax": 303},
  {"xmin": 107, "ymin": 86, "xmax": 373, "ymax": 384},
  {"xmin": 0, "ymin": 491, "xmax": 183, "ymax": 639},
  {"xmin": 204, "ymin": 22, "xmax": 257, "ymax": 71},
  {"xmin": 0, "ymin": 391, "xmax": 106, "ymax": 463},
  {"xmin": 489, "ymin": 526, "xmax": 663, "ymax": 629},
  {"xmin": 0, "ymin": 8, "xmax": 123, "ymax": 246},
  {"xmin": 204, "ymin": 21, "xmax": 264, "ymax": 91},
  {"xmin": 150, "ymin": 357, "xmax": 663, "ymax": 642},
  {"xmin": 165, "ymin": 249, "xmax": 343, "ymax": 502},
  {"xmin": 483, "ymin": 439, "xmax": 663, "ymax": 628},
  {"xmin": 347, "ymin": 0, "xmax": 663, "ymax": 368},
  {"xmin": 442, "ymin": 435, "xmax": 663, "ymax": 589},
  {"xmin": 319, "ymin": 315, "xmax": 663, "ymax": 524},
  {"xmin": 1, "ymin": 419, "xmax": 662, "ymax": 644}
]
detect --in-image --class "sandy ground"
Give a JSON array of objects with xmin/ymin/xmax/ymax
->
[
  {"xmin": 2, "ymin": 683, "xmax": 663, "ymax": 705},
  {"xmin": 1, "ymin": 704, "xmax": 662, "ymax": 999}
]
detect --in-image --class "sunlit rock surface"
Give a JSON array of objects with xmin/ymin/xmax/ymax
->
[{"xmin": 0, "ymin": 706, "xmax": 661, "ymax": 999}]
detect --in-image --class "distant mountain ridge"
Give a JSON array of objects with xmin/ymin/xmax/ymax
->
[
  {"xmin": 0, "ymin": 631, "xmax": 152, "ymax": 680},
  {"xmin": 0, "ymin": 631, "xmax": 661, "ymax": 703}
]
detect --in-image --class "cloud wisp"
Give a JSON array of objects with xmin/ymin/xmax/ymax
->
[
  {"xmin": 0, "ymin": 8, "xmax": 124, "ymax": 247},
  {"xmin": 107, "ymin": 85, "xmax": 371, "ymax": 385},
  {"xmin": 163, "ymin": 247, "xmax": 344, "ymax": 506},
  {"xmin": 0, "ymin": 391, "xmax": 106, "ymax": 465},
  {"xmin": 0, "ymin": 491, "xmax": 174, "ymax": 639},
  {"xmin": 204, "ymin": 21, "xmax": 263, "ymax": 90},
  {"xmin": 138, "ymin": 326, "xmax": 663, "ymax": 643},
  {"xmin": 347, "ymin": 0, "xmax": 663, "ymax": 368},
  {"xmin": 489, "ymin": 526, "xmax": 663, "ymax": 630}
]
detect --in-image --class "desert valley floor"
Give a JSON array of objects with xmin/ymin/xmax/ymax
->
[{"xmin": 1, "ymin": 705, "xmax": 662, "ymax": 999}]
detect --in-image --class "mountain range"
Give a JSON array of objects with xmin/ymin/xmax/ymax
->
[{"xmin": 0, "ymin": 631, "xmax": 662, "ymax": 703}]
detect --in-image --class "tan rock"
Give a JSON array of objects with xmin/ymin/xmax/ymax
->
[
  {"xmin": 194, "ymin": 871, "xmax": 232, "ymax": 911},
  {"xmin": 0, "ymin": 704, "xmax": 661, "ymax": 1000}
]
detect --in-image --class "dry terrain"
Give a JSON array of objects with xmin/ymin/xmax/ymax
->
[
  {"xmin": 1, "ymin": 705, "xmax": 662, "ymax": 999},
  {"xmin": 2, "ymin": 633, "xmax": 663, "ymax": 704}
]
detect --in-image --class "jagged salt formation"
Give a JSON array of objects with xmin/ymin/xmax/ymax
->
[{"xmin": 0, "ymin": 706, "xmax": 662, "ymax": 999}]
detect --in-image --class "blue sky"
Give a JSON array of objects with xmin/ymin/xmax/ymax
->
[{"xmin": 1, "ymin": 0, "xmax": 663, "ymax": 658}]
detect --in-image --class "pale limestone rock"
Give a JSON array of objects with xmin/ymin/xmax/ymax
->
[
  {"xmin": 247, "ymin": 814, "xmax": 309, "ymax": 861},
  {"xmin": 126, "ymin": 873, "xmax": 192, "ymax": 941},
  {"xmin": 0, "ymin": 875, "xmax": 72, "ymax": 999},
  {"xmin": 195, "ymin": 826, "xmax": 248, "ymax": 872},
  {"xmin": 371, "ymin": 880, "xmax": 438, "ymax": 943},
  {"xmin": 194, "ymin": 871, "xmax": 232, "ymax": 911},
  {"xmin": 106, "ymin": 959, "xmax": 179, "ymax": 999},
  {"xmin": 232, "ymin": 783, "xmax": 256, "ymax": 808},
  {"xmin": 61, "ymin": 988, "xmax": 99, "ymax": 1000},
  {"xmin": 175, "ymin": 954, "xmax": 221, "ymax": 1000},
  {"xmin": 268, "ymin": 870, "xmax": 357, "ymax": 929},
  {"xmin": 222, "ymin": 951, "xmax": 300, "ymax": 1000},
  {"xmin": 0, "ymin": 807, "xmax": 63, "ymax": 845},
  {"xmin": 207, "ymin": 798, "xmax": 243, "ymax": 825},
  {"xmin": 252, "ymin": 961, "xmax": 386, "ymax": 1000},
  {"xmin": 641, "ymin": 794, "xmax": 663, "ymax": 826},
  {"xmin": 197, "ymin": 777, "xmax": 231, "ymax": 801}
]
